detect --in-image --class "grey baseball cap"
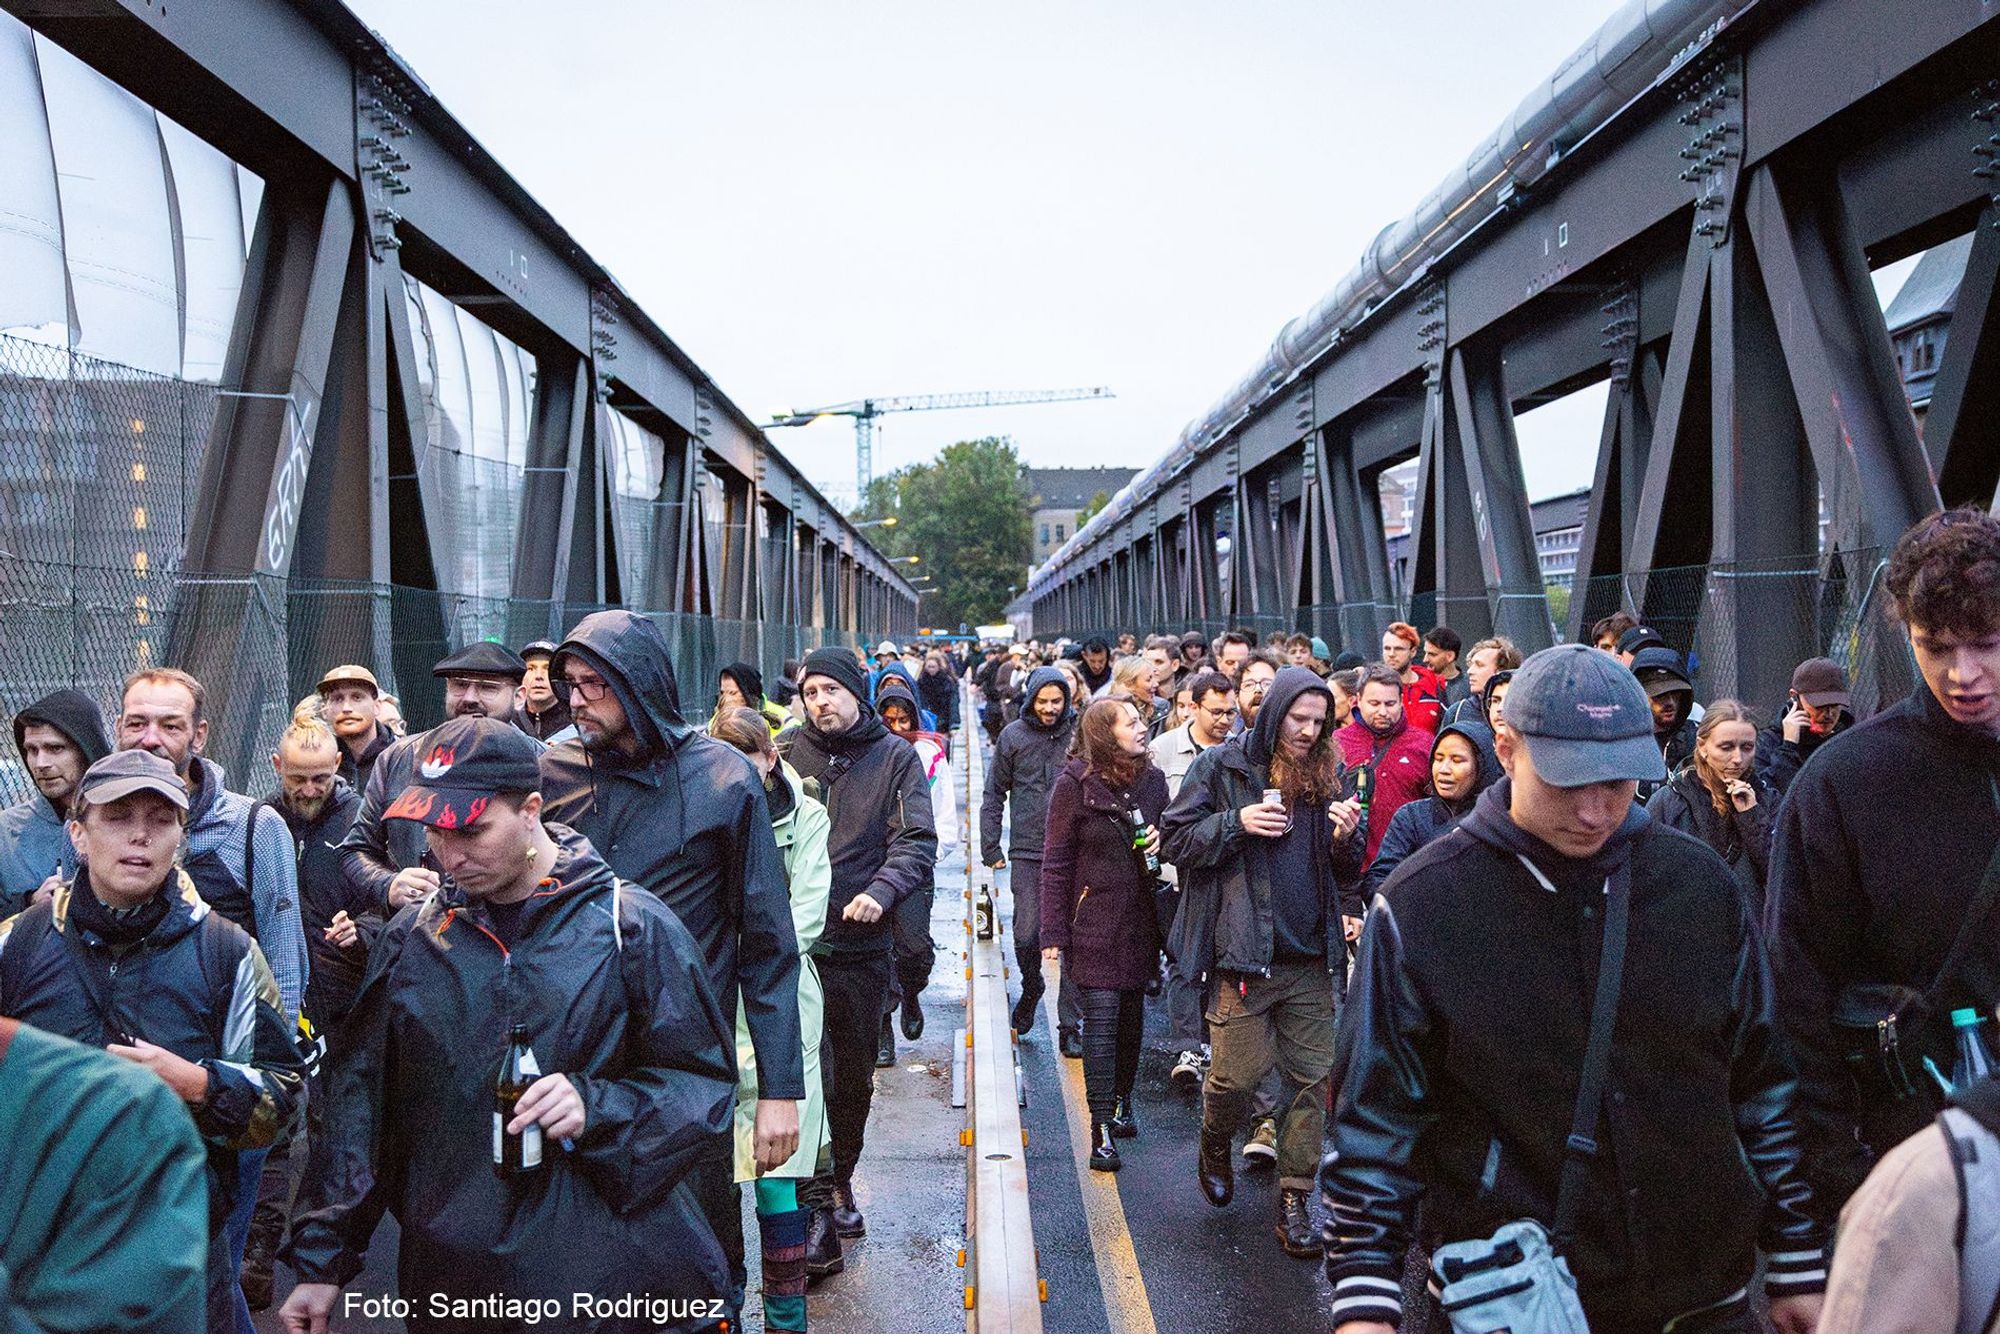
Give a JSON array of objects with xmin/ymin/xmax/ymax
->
[
  {"xmin": 76, "ymin": 748, "xmax": 189, "ymax": 812},
  {"xmin": 1503, "ymin": 644, "xmax": 1665, "ymax": 788}
]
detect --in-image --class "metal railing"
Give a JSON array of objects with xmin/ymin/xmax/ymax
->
[{"xmin": 958, "ymin": 677, "xmax": 1043, "ymax": 1330}]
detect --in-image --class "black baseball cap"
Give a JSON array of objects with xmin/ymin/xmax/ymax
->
[
  {"xmin": 1790, "ymin": 657, "xmax": 1850, "ymax": 708},
  {"xmin": 383, "ymin": 717, "xmax": 541, "ymax": 828},
  {"xmin": 1616, "ymin": 625, "xmax": 1668, "ymax": 657},
  {"xmin": 433, "ymin": 641, "xmax": 527, "ymax": 681},
  {"xmin": 519, "ymin": 639, "xmax": 559, "ymax": 663}
]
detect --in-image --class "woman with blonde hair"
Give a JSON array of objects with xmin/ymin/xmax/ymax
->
[
  {"xmin": 1643, "ymin": 699, "xmax": 1777, "ymax": 913},
  {"xmin": 708, "ymin": 706, "xmax": 832, "ymax": 1324}
]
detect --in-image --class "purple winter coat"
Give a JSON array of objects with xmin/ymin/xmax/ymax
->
[{"xmin": 1038, "ymin": 756, "xmax": 1169, "ymax": 991}]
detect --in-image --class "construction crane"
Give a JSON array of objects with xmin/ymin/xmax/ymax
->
[{"xmin": 766, "ymin": 387, "xmax": 1115, "ymax": 499}]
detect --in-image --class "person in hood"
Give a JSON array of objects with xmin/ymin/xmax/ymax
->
[
  {"xmin": 780, "ymin": 648, "xmax": 937, "ymax": 1276},
  {"xmin": 1645, "ymin": 700, "xmax": 1777, "ymax": 915},
  {"xmin": 1362, "ymin": 717, "xmax": 1500, "ymax": 896},
  {"xmin": 517, "ymin": 640, "xmax": 577, "ymax": 744},
  {"xmin": 1323, "ymin": 644, "xmax": 1827, "ymax": 1334},
  {"xmin": 2, "ymin": 688, "xmax": 109, "ymax": 915},
  {"xmin": 339, "ymin": 641, "xmax": 536, "ymax": 920},
  {"xmin": 1630, "ymin": 645, "xmax": 1696, "ymax": 802},
  {"xmin": 315, "ymin": 664, "xmax": 396, "ymax": 791},
  {"xmin": 983, "ymin": 665, "xmax": 1084, "ymax": 1052},
  {"xmin": 872, "ymin": 658, "xmax": 937, "ymax": 732},
  {"xmin": 708, "ymin": 707, "xmax": 831, "ymax": 1325},
  {"xmin": 1161, "ymin": 667, "xmax": 1364, "ymax": 1257},
  {"xmin": 874, "ymin": 678, "xmax": 957, "ymax": 1065},
  {"xmin": 0, "ymin": 748, "xmax": 304, "ymax": 1333},
  {"xmin": 281, "ymin": 718, "xmax": 736, "ymax": 1333},
  {"xmin": 538, "ymin": 611, "xmax": 802, "ymax": 1305},
  {"xmin": 1038, "ymin": 698, "xmax": 1170, "ymax": 1172},
  {"xmin": 1755, "ymin": 656, "xmax": 1855, "ymax": 795},
  {"xmin": 1335, "ymin": 664, "xmax": 1435, "ymax": 868},
  {"xmin": 716, "ymin": 662, "xmax": 793, "ymax": 739}
]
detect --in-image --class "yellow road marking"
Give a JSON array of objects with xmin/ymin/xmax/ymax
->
[{"xmin": 1039, "ymin": 955, "xmax": 1158, "ymax": 1334}]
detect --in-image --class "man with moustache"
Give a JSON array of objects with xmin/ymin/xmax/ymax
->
[
  {"xmin": 315, "ymin": 665, "xmax": 395, "ymax": 793},
  {"xmin": 337, "ymin": 642, "xmax": 534, "ymax": 915}
]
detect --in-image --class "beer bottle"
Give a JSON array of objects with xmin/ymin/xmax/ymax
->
[
  {"xmin": 1128, "ymin": 804, "xmax": 1160, "ymax": 876},
  {"xmin": 494, "ymin": 1023, "xmax": 543, "ymax": 1176}
]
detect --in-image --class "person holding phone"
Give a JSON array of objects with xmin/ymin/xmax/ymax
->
[
  {"xmin": 1162, "ymin": 666, "xmax": 1364, "ymax": 1257},
  {"xmin": 1756, "ymin": 658, "xmax": 1855, "ymax": 796}
]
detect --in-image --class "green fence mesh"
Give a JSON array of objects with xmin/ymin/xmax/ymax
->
[{"xmin": 0, "ymin": 335, "xmax": 863, "ymax": 806}]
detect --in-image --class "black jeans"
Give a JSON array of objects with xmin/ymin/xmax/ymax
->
[
  {"xmin": 1009, "ymin": 857, "xmax": 1080, "ymax": 1028},
  {"xmin": 801, "ymin": 949, "xmax": 891, "ymax": 1208},
  {"xmin": 691, "ymin": 1138, "xmax": 744, "ymax": 1298},
  {"xmin": 1078, "ymin": 986, "xmax": 1144, "ymax": 1119}
]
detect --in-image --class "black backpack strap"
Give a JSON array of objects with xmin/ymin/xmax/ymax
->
[
  {"xmin": 1552, "ymin": 860, "xmax": 1631, "ymax": 1255},
  {"xmin": 0, "ymin": 902, "xmax": 56, "ymax": 1010}
]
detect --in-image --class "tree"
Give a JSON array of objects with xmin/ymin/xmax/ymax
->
[
  {"xmin": 850, "ymin": 437, "xmax": 1031, "ymax": 628},
  {"xmin": 1077, "ymin": 489, "xmax": 1111, "ymax": 528}
]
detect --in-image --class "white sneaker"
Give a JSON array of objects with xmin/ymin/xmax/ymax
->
[{"xmin": 1170, "ymin": 1047, "xmax": 1209, "ymax": 1087}]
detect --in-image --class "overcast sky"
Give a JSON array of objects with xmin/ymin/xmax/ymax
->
[{"xmin": 342, "ymin": 1, "xmax": 1903, "ymax": 510}]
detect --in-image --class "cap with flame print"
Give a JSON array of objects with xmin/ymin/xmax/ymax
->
[{"xmin": 383, "ymin": 717, "xmax": 542, "ymax": 827}]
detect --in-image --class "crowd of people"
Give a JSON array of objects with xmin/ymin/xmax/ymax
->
[{"xmin": 4, "ymin": 507, "xmax": 2000, "ymax": 1332}]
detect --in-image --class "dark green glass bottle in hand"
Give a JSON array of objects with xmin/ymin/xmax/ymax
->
[{"xmin": 495, "ymin": 1023, "xmax": 544, "ymax": 1176}]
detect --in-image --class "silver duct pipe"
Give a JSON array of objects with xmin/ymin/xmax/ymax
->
[{"xmin": 1032, "ymin": 0, "xmax": 1756, "ymax": 594}]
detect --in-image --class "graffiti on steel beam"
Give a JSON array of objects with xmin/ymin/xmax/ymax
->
[{"xmin": 259, "ymin": 388, "xmax": 321, "ymax": 576}]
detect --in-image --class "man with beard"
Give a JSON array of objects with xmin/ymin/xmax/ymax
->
[
  {"xmin": 241, "ymin": 718, "xmax": 374, "ymax": 1310},
  {"xmin": 316, "ymin": 665, "xmax": 395, "ymax": 793},
  {"xmin": 1755, "ymin": 657, "xmax": 1855, "ymax": 796},
  {"xmin": 338, "ymin": 642, "xmax": 533, "ymax": 916},
  {"xmin": 281, "ymin": 719, "xmax": 735, "ymax": 1333},
  {"xmin": 0, "ymin": 748, "xmax": 304, "ymax": 1331},
  {"xmin": 984, "ymin": 666, "xmax": 1082, "ymax": 1052},
  {"xmin": 539, "ymin": 612, "xmax": 801, "ymax": 1306},
  {"xmin": 781, "ymin": 649, "xmax": 937, "ymax": 1277},
  {"xmin": 1, "ymin": 689, "xmax": 109, "ymax": 915},
  {"xmin": 1334, "ymin": 664, "xmax": 1435, "ymax": 869},
  {"xmin": 1162, "ymin": 667, "xmax": 1363, "ymax": 1255},
  {"xmin": 1079, "ymin": 636, "xmax": 1114, "ymax": 696},
  {"xmin": 1629, "ymin": 646, "xmax": 1696, "ymax": 803},
  {"xmin": 516, "ymin": 639, "xmax": 577, "ymax": 743}
]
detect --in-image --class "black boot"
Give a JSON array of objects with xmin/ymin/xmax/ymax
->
[
  {"xmin": 1010, "ymin": 993, "xmax": 1038, "ymax": 1037},
  {"xmin": 1276, "ymin": 1187, "xmax": 1317, "ymax": 1258},
  {"xmin": 1198, "ymin": 1129, "xmax": 1234, "ymax": 1207},
  {"xmin": 1109, "ymin": 1093, "xmax": 1138, "ymax": 1139},
  {"xmin": 1059, "ymin": 1025, "xmax": 1084, "ymax": 1059},
  {"xmin": 804, "ymin": 1207, "xmax": 844, "ymax": 1282},
  {"xmin": 831, "ymin": 1182, "xmax": 866, "ymax": 1238},
  {"xmin": 1089, "ymin": 1120, "xmax": 1122, "ymax": 1172},
  {"xmin": 901, "ymin": 986, "xmax": 925, "ymax": 1040},
  {"xmin": 876, "ymin": 1014, "xmax": 896, "ymax": 1068}
]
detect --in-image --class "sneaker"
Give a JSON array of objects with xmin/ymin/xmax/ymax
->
[
  {"xmin": 1241, "ymin": 1116, "xmax": 1278, "ymax": 1167},
  {"xmin": 1170, "ymin": 1047, "xmax": 1209, "ymax": 1087}
]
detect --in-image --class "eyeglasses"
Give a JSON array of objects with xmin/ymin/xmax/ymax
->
[{"xmin": 564, "ymin": 676, "xmax": 610, "ymax": 702}]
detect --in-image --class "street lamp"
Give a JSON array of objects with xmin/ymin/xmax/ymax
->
[
  {"xmin": 856, "ymin": 516, "xmax": 898, "ymax": 531},
  {"xmin": 888, "ymin": 555, "xmax": 920, "ymax": 565}
]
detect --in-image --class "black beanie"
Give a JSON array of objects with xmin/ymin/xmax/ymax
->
[{"xmin": 800, "ymin": 648, "xmax": 870, "ymax": 705}]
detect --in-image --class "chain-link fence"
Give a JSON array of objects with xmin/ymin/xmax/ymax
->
[{"xmin": 0, "ymin": 335, "xmax": 864, "ymax": 806}]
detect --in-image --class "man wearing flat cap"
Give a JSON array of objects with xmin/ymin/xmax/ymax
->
[{"xmin": 337, "ymin": 642, "xmax": 537, "ymax": 916}]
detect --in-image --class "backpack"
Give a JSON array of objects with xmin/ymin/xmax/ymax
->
[{"xmin": 1943, "ymin": 1077, "xmax": 2000, "ymax": 1334}]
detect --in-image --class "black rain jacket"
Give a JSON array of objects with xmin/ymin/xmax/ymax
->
[
  {"xmin": 1160, "ymin": 667, "xmax": 1364, "ymax": 978},
  {"xmin": 285, "ymin": 826, "xmax": 735, "ymax": 1329},
  {"xmin": 539, "ymin": 611, "xmax": 802, "ymax": 1100},
  {"xmin": 981, "ymin": 667, "xmax": 1074, "ymax": 862},
  {"xmin": 1323, "ymin": 785, "xmax": 1825, "ymax": 1333},
  {"xmin": 265, "ymin": 781, "xmax": 379, "ymax": 1028}
]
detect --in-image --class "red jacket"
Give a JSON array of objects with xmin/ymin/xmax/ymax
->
[
  {"xmin": 1401, "ymin": 666, "xmax": 1447, "ymax": 735},
  {"xmin": 1335, "ymin": 717, "xmax": 1435, "ymax": 866}
]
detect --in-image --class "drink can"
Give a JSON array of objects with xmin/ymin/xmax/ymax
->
[{"xmin": 1262, "ymin": 787, "xmax": 1283, "ymax": 807}]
